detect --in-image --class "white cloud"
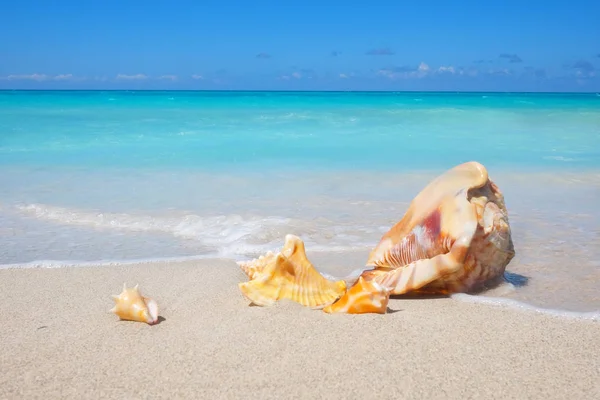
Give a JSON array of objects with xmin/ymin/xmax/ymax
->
[
  {"xmin": 437, "ymin": 66, "xmax": 455, "ymax": 74},
  {"xmin": 377, "ymin": 62, "xmax": 479, "ymax": 80},
  {"xmin": 459, "ymin": 67, "xmax": 479, "ymax": 77},
  {"xmin": 53, "ymin": 74, "xmax": 74, "ymax": 81},
  {"xmin": 116, "ymin": 73, "xmax": 148, "ymax": 80},
  {"xmin": 418, "ymin": 62, "xmax": 430, "ymax": 72},
  {"xmin": 575, "ymin": 69, "xmax": 595, "ymax": 78},
  {"xmin": 0, "ymin": 73, "xmax": 82, "ymax": 81},
  {"xmin": 277, "ymin": 72, "xmax": 302, "ymax": 80},
  {"xmin": 6, "ymin": 73, "xmax": 49, "ymax": 81},
  {"xmin": 339, "ymin": 73, "xmax": 348, "ymax": 79},
  {"xmin": 158, "ymin": 74, "xmax": 178, "ymax": 81},
  {"xmin": 487, "ymin": 68, "xmax": 512, "ymax": 76},
  {"xmin": 377, "ymin": 62, "xmax": 430, "ymax": 80},
  {"xmin": 191, "ymin": 74, "xmax": 204, "ymax": 80},
  {"xmin": 376, "ymin": 69, "xmax": 394, "ymax": 79}
]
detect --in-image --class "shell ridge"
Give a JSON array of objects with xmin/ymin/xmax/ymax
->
[{"xmin": 238, "ymin": 235, "xmax": 346, "ymax": 308}]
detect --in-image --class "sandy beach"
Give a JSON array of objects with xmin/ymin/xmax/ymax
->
[{"xmin": 1, "ymin": 258, "xmax": 598, "ymax": 399}]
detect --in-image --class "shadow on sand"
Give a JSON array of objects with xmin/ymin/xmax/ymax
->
[
  {"xmin": 387, "ymin": 271, "xmax": 531, "ymax": 302},
  {"xmin": 503, "ymin": 271, "xmax": 529, "ymax": 287}
]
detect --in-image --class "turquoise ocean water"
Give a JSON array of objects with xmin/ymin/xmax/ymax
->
[
  {"xmin": 1, "ymin": 90, "xmax": 599, "ymax": 314},
  {"xmin": 1, "ymin": 90, "xmax": 599, "ymax": 171}
]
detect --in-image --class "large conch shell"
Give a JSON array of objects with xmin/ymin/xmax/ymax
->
[
  {"xmin": 110, "ymin": 283, "xmax": 159, "ymax": 325},
  {"xmin": 238, "ymin": 234, "xmax": 347, "ymax": 308},
  {"xmin": 237, "ymin": 161, "xmax": 516, "ymax": 315}
]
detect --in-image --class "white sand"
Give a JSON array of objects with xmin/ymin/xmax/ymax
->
[{"xmin": 1, "ymin": 259, "xmax": 599, "ymax": 399}]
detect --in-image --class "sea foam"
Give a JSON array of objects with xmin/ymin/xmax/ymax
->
[{"xmin": 451, "ymin": 293, "xmax": 600, "ymax": 322}]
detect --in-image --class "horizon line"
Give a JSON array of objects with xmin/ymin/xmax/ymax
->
[{"xmin": 1, "ymin": 89, "xmax": 599, "ymax": 94}]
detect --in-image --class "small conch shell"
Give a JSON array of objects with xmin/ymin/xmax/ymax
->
[
  {"xmin": 110, "ymin": 283, "xmax": 159, "ymax": 325},
  {"xmin": 323, "ymin": 276, "xmax": 390, "ymax": 314},
  {"xmin": 238, "ymin": 234, "xmax": 347, "ymax": 308}
]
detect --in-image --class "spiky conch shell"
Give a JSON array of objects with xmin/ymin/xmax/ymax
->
[
  {"xmin": 323, "ymin": 276, "xmax": 390, "ymax": 314},
  {"xmin": 110, "ymin": 283, "xmax": 159, "ymax": 325},
  {"xmin": 238, "ymin": 250, "xmax": 277, "ymax": 280},
  {"xmin": 238, "ymin": 234, "xmax": 347, "ymax": 308}
]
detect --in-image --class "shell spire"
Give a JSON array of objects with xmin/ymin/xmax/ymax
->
[
  {"xmin": 110, "ymin": 283, "xmax": 159, "ymax": 325},
  {"xmin": 237, "ymin": 251, "xmax": 276, "ymax": 280}
]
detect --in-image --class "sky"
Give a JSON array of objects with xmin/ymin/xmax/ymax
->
[{"xmin": 1, "ymin": 0, "xmax": 599, "ymax": 91}]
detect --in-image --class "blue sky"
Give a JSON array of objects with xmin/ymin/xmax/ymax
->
[{"xmin": 1, "ymin": 0, "xmax": 599, "ymax": 91}]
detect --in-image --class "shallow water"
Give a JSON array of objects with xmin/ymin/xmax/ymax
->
[
  {"xmin": 1, "ymin": 91, "xmax": 599, "ymax": 313},
  {"xmin": 1, "ymin": 166, "xmax": 599, "ymax": 313}
]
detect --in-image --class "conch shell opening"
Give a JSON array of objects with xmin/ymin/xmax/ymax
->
[{"xmin": 110, "ymin": 283, "xmax": 159, "ymax": 325}]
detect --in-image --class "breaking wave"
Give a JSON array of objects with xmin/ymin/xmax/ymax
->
[{"xmin": 10, "ymin": 203, "xmax": 377, "ymax": 262}]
